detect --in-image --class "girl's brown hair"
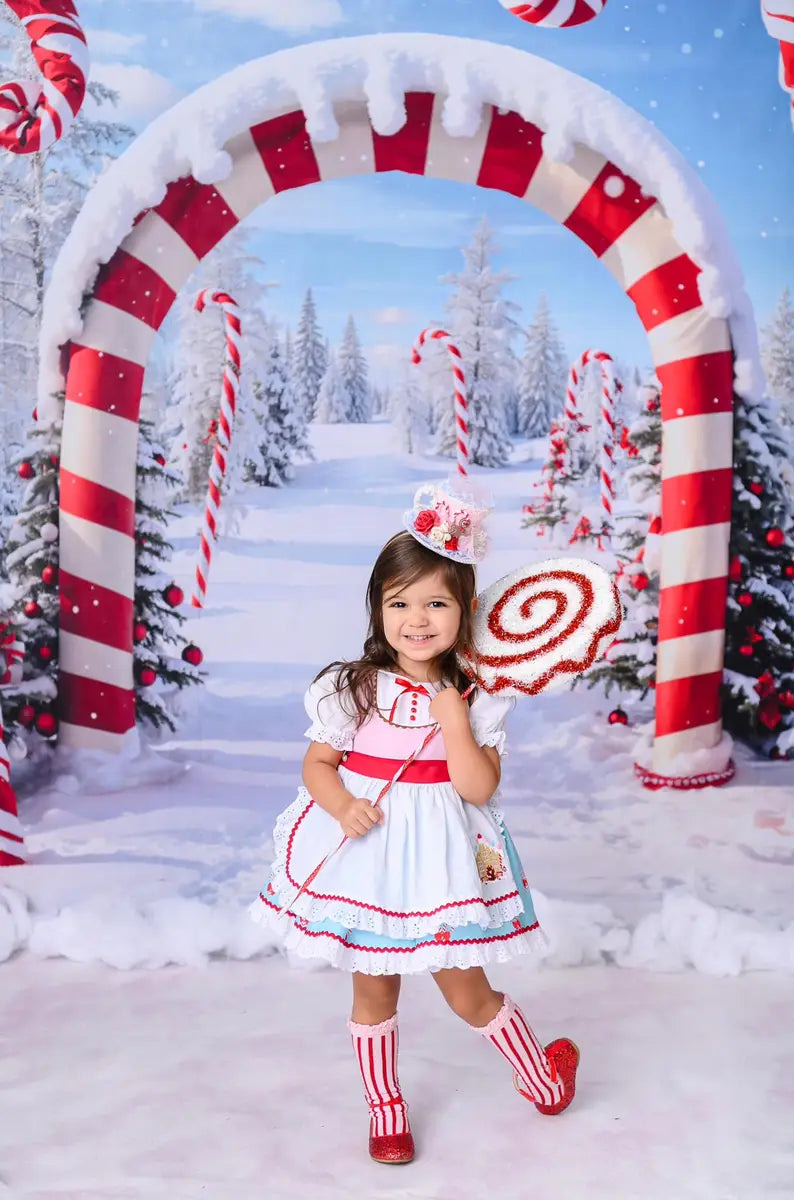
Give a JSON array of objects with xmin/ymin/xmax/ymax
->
[{"xmin": 315, "ymin": 532, "xmax": 478, "ymax": 727}]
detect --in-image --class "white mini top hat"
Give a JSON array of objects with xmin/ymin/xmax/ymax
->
[{"xmin": 403, "ymin": 478, "xmax": 493, "ymax": 565}]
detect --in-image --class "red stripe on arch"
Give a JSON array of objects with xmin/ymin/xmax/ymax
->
[
  {"xmin": 477, "ymin": 109, "xmax": 544, "ymax": 197},
  {"xmin": 94, "ymin": 250, "xmax": 176, "ymax": 330},
  {"xmin": 658, "ymin": 577, "xmax": 728, "ymax": 641},
  {"xmin": 628, "ymin": 255, "xmax": 704, "ymax": 332},
  {"xmin": 251, "ymin": 110, "xmax": 321, "ymax": 192},
  {"xmin": 654, "ymin": 671, "xmax": 723, "ymax": 738},
  {"xmin": 0, "ymin": 848, "xmax": 25, "ymax": 866},
  {"xmin": 565, "ymin": 165, "xmax": 656, "ymax": 258},
  {"xmin": 154, "ymin": 176, "xmax": 239, "ymax": 259},
  {"xmin": 66, "ymin": 346, "xmax": 144, "ymax": 423},
  {"xmin": 661, "ymin": 468, "xmax": 732, "ymax": 534},
  {"xmin": 58, "ymin": 672, "xmax": 135, "ymax": 735},
  {"xmin": 656, "ymin": 351, "xmax": 735, "ymax": 419},
  {"xmin": 59, "ymin": 570, "xmax": 134, "ymax": 653},
  {"xmin": 60, "ymin": 469, "xmax": 136, "ymax": 538},
  {"xmin": 371, "ymin": 92, "xmax": 435, "ymax": 174}
]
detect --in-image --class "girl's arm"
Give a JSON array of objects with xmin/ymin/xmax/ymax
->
[
  {"xmin": 429, "ymin": 688, "xmax": 501, "ymax": 806},
  {"xmin": 302, "ymin": 742, "xmax": 383, "ymax": 835}
]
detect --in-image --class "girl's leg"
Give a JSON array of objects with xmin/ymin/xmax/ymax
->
[
  {"xmin": 348, "ymin": 972, "xmax": 414, "ymax": 1163},
  {"xmin": 431, "ymin": 967, "xmax": 567, "ymax": 1110}
]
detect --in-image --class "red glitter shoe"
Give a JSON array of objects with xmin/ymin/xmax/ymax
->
[
  {"xmin": 369, "ymin": 1128, "xmax": 415, "ymax": 1164},
  {"xmin": 513, "ymin": 1038, "xmax": 580, "ymax": 1116}
]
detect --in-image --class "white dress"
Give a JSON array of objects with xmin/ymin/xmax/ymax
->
[{"xmin": 250, "ymin": 669, "xmax": 547, "ymax": 975}]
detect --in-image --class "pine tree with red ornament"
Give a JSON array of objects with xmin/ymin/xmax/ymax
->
[
  {"xmin": 2, "ymin": 413, "xmax": 63, "ymax": 754},
  {"xmin": 133, "ymin": 419, "xmax": 204, "ymax": 734},
  {"xmin": 722, "ymin": 389, "xmax": 794, "ymax": 758}
]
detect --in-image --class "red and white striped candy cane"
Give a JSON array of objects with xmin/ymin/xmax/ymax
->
[
  {"xmin": 762, "ymin": 1, "xmax": 794, "ymax": 130},
  {"xmin": 0, "ymin": 2, "xmax": 88, "ymax": 155},
  {"xmin": 498, "ymin": 0, "xmax": 608, "ymax": 29},
  {"xmin": 412, "ymin": 327, "xmax": 469, "ymax": 475},
  {"xmin": 191, "ymin": 289, "xmax": 242, "ymax": 609},
  {"xmin": 554, "ymin": 349, "xmax": 620, "ymax": 547},
  {"xmin": 0, "ymin": 711, "xmax": 25, "ymax": 865}
]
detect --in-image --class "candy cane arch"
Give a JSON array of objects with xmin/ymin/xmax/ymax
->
[
  {"xmin": 412, "ymin": 327, "xmax": 469, "ymax": 475},
  {"xmin": 499, "ymin": 1, "xmax": 608, "ymax": 27},
  {"xmin": 0, "ymin": 2, "xmax": 88, "ymax": 154},
  {"xmin": 45, "ymin": 34, "xmax": 741, "ymax": 788},
  {"xmin": 191, "ymin": 290, "xmax": 242, "ymax": 609},
  {"xmin": 0, "ymin": 620, "xmax": 25, "ymax": 865}
]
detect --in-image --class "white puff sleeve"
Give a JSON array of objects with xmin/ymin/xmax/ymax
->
[
  {"xmin": 303, "ymin": 671, "xmax": 357, "ymax": 752},
  {"xmin": 468, "ymin": 690, "xmax": 516, "ymax": 758}
]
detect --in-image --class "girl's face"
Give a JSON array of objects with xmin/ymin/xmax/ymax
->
[{"xmin": 381, "ymin": 568, "xmax": 463, "ymax": 681}]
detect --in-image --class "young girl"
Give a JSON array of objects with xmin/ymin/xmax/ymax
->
[{"xmin": 251, "ymin": 480, "xmax": 578, "ymax": 1165}]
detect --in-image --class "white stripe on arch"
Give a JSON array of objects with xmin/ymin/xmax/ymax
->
[
  {"xmin": 75, "ymin": 300, "xmax": 157, "ymax": 368},
  {"xmin": 120, "ymin": 211, "xmax": 199, "ymax": 293},
  {"xmin": 523, "ymin": 142, "xmax": 606, "ymax": 224},
  {"xmin": 60, "ymin": 512, "xmax": 135, "ymax": 597},
  {"xmin": 60, "ymin": 404, "xmax": 139, "ymax": 500}
]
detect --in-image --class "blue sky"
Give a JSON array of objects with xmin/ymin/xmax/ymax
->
[{"xmin": 74, "ymin": 0, "xmax": 793, "ymax": 378}]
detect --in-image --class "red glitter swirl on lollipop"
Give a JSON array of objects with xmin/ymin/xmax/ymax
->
[{"xmin": 469, "ymin": 566, "xmax": 622, "ymax": 696}]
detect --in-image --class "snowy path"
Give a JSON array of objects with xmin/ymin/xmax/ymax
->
[{"xmin": 2, "ymin": 955, "xmax": 791, "ymax": 1199}]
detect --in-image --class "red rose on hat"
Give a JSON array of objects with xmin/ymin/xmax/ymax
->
[{"xmin": 414, "ymin": 509, "xmax": 440, "ymax": 536}]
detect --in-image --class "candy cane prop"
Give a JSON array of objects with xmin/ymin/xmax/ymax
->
[
  {"xmin": 532, "ymin": 350, "xmax": 621, "ymax": 548},
  {"xmin": 0, "ymin": 618, "xmax": 25, "ymax": 866},
  {"xmin": 0, "ymin": 2, "xmax": 88, "ymax": 154},
  {"xmin": 497, "ymin": 0, "xmax": 608, "ymax": 28},
  {"xmin": 190, "ymin": 289, "xmax": 242, "ymax": 609},
  {"xmin": 762, "ymin": 1, "xmax": 794, "ymax": 129},
  {"xmin": 412, "ymin": 327, "xmax": 469, "ymax": 475}
]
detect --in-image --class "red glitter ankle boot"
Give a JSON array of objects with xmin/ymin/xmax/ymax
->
[{"xmin": 348, "ymin": 1014, "xmax": 415, "ymax": 1164}]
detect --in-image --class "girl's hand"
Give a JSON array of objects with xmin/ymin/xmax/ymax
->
[
  {"xmin": 338, "ymin": 794, "xmax": 384, "ymax": 839},
  {"xmin": 429, "ymin": 687, "xmax": 470, "ymax": 728}
]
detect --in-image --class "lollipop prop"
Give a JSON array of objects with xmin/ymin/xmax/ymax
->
[{"xmin": 461, "ymin": 557, "xmax": 622, "ymax": 696}]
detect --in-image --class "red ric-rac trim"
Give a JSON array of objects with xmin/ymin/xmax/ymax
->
[
  {"xmin": 285, "ymin": 800, "xmax": 519, "ymax": 914},
  {"xmin": 634, "ymin": 760, "xmax": 736, "ymax": 790},
  {"xmin": 258, "ymin": 892, "xmax": 539, "ymax": 952}
]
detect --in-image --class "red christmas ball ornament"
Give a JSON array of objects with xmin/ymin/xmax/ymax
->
[
  {"xmin": 35, "ymin": 712, "xmax": 57, "ymax": 737},
  {"xmin": 631, "ymin": 572, "xmax": 649, "ymax": 592},
  {"xmin": 18, "ymin": 704, "xmax": 36, "ymax": 728},
  {"xmin": 23, "ymin": 599, "xmax": 41, "ymax": 618},
  {"xmin": 17, "ymin": 461, "xmax": 34, "ymax": 480},
  {"xmin": 779, "ymin": 691, "xmax": 794, "ymax": 709},
  {"xmin": 153, "ymin": 453, "xmax": 166, "ymax": 466},
  {"xmin": 181, "ymin": 643, "xmax": 204, "ymax": 667},
  {"xmin": 163, "ymin": 584, "xmax": 184, "ymax": 608},
  {"xmin": 729, "ymin": 556, "xmax": 743, "ymax": 582},
  {"xmin": 749, "ymin": 482, "xmax": 764, "ymax": 496},
  {"xmin": 133, "ymin": 622, "xmax": 149, "ymax": 643},
  {"xmin": 784, "ymin": 564, "xmax": 794, "ymax": 579},
  {"xmin": 766, "ymin": 526, "xmax": 785, "ymax": 548},
  {"xmin": 38, "ymin": 644, "xmax": 54, "ymax": 662},
  {"xmin": 41, "ymin": 564, "xmax": 57, "ymax": 586},
  {"xmin": 138, "ymin": 666, "xmax": 157, "ymax": 687},
  {"xmin": 49, "ymin": 454, "xmax": 58, "ymax": 467},
  {"xmin": 608, "ymin": 707, "xmax": 629, "ymax": 726},
  {"xmin": 739, "ymin": 645, "xmax": 754, "ymax": 657},
  {"xmin": 32, "ymin": 406, "xmax": 38, "ymax": 421},
  {"xmin": 648, "ymin": 516, "xmax": 662, "ymax": 536},
  {"xmin": 737, "ymin": 592, "xmax": 753, "ymax": 608}
]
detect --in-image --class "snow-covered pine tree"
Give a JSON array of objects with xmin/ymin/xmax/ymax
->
[
  {"xmin": 580, "ymin": 379, "xmax": 661, "ymax": 699},
  {"xmin": 134, "ymin": 419, "xmax": 203, "ymax": 734},
  {"xmin": 244, "ymin": 338, "xmax": 312, "ymax": 486},
  {"xmin": 0, "ymin": 25, "xmax": 132, "ymax": 420},
  {"xmin": 571, "ymin": 359, "xmax": 604, "ymax": 484},
  {"xmin": 315, "ymin": 352, "xmax": 352, "ymax": 423},
  {"xmin": 521, "ymin": 416, "xmax": 586, "ymax": 545},
  {"xmin": 761, "ymin": 288, "xmax": 794, "ymax": 429},
  {"xmin": 440, "ymin": 217, "xmax": 517, "ymax": 467},
  {"xmin": 516, "ymin": 296, "xmax": 568, "ymax": 439},
  {"xmin": 722, "ymin": 389, "xmax": 794, "ymax": 758},
  {"xmin": 338, "ymin": 315, "xmax": 371, "ymax": 423},
  {"xmin": 389, "ymin": 370, "xmax": 430, "ymax": 455},
  {"xmin": 291, "ymin": 288, "xmax": 327, "ymax": 421},
  {"xmin": 1, "ymin": 414, "xmax": 62, "ymax": 750}
]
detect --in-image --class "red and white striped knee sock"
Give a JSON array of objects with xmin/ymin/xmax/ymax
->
[
  {"xmin": 348, "ymin": 1014, "xmax": 410, "ymax": 1137},
  {"xmin": 473, "ymin": 994, "xmax": 564, "ymax": 1107}
]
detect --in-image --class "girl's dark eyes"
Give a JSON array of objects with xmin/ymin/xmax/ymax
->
[{"xmin": 388, "ymin": 601, "xmax": 447, "ymax": 608}]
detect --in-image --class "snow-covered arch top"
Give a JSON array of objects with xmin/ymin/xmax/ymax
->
[{"xmin": 43, "ymin": 34, "xmax": 761, "ymax": 783}]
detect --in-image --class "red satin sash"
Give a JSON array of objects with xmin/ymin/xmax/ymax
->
[{"xmin": 341, "ymin": 749, "xmax": 450, "ymax": 784}]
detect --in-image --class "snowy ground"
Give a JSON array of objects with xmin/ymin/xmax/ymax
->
[{"xmin": 2, "ymin": 422, "xmax": 794, "ymax": 1197}]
